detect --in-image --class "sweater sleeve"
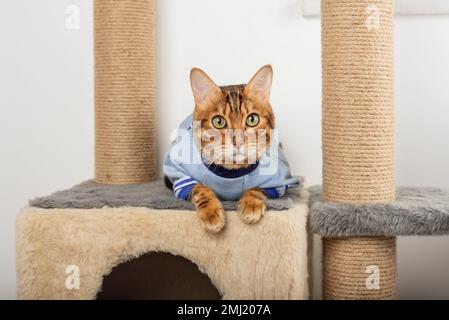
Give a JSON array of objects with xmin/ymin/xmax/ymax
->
[
  {"xmin": 163, "ymin": 138, "xmax": 199, "ymax": 200},
  {"xmin": 172, "ymin": 176, "xmax": 198, "ymax": 200},
  {"xmin": 262, "ymin": 186, "xmax": 289, "ymax": 199},
  {"xmin": 163, "ymin": 154, "xmax": 199, "ymax": 201},
  {"xmin": 258, "ymin": 148, "xmax": 301, "ymax": 199},
  {"xmin": 162, "ymin": 115, "xmax": 200, "ymax": 201}
]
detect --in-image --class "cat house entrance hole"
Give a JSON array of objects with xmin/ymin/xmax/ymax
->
[{"xmin": 96, "ymin": 252, "xmax": 221, "ymax": 300}]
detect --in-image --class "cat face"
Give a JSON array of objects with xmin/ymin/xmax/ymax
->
[{"xmin": 190, "ymin": 65, "xmax": 275, "ymax": 170}]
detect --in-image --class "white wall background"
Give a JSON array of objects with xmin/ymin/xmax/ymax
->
[{"xmin": 0, "ymin": 0, "xmax": 448, "ymax": 299}]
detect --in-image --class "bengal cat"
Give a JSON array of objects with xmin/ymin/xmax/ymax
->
[{"xmin": 188, "ymin": 65, "xmax": 274, "ymax": 233}]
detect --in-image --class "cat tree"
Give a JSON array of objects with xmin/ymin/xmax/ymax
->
[
  {"xmin": 15, "ymin": 0, "xmax": 309, "ymax": 300},
  {"xmin": 15, "ymin": 0, "xmax": 449, "ymax": 300},
  {"xmin": 310, "ymin": 0, "xmax": 449, "ymax": 300}
]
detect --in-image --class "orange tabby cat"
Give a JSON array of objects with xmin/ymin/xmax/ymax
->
[
  {"xmin": 164, "ymin": 65, "xmax": 299, "ymax": 233},
  {"xmin": 189, "ymin": 65, "xmax": 274, "ymax": 233}
]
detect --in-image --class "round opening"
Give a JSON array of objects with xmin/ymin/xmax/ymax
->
[{"xmin": 97, "ymin": 252, "xmax": 221, "ymax": 300}]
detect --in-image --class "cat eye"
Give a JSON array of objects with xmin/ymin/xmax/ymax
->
[
  {"xmin": 212, "ymin": 115, "xmax": 227, "ymax": 129},
  {"xmin": 246, "ymin": 113, "xmax": 260, "ymax": 127}
]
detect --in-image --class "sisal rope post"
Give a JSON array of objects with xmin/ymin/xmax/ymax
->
[
  {"xmin": 322, "ymin": 0, "xmax": 395, "ymax": 203},
  {"xmin": 321, "ymin": 0, "xmax": 396, "ymax": 299},
  {"xmin": 94, "ymin": 0, "xmax": 157, "ymax": 184},
  {"xmin": 323, "ymin": 237, "xmax": 397, "ymax": 300}
]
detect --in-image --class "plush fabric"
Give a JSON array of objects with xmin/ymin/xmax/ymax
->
[
  {"xmin": 309, "ymin": 186, "xmax": 449, "ymax": 236},
  {"xmin": 29, "ymin": 179, "xmax": 304, "ymax": 211},
  {"xmin": 16, "ymin": 189, "xmax": 309, "ymax": 300}
]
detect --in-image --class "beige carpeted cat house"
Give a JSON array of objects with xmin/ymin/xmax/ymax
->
[
  {"xmin": 17, "ymin": 197, "xmax": 310, "ymax": 299},
  {"xmin": 15, "ymin": 0, "xmax": 310, "ymax": 300}
]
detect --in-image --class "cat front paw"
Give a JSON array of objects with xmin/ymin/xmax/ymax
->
[
  {"xmin": 237, "ymin": 189, "xmax": 266, "ymax": 224},
  {"xmin": 197, "ymin": 200, "xmax": 226, "ymax": 234}
]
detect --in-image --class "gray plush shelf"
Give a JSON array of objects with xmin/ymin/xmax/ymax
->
[
  {"xmin": 309, "ymin": 186, "xmax": 449, "ymax": 237},
  {"xmin": 29, "ymin": 179, "xmax": 299, "ymax": 211}
]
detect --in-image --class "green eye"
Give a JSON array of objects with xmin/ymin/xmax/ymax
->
[
  {"xmin": 246, "ymin": 113, "xmax": 260, "ymax": 127},
  {"xmin": 212, "ymin": 116, "xmax": 227, "ymax": 129}
]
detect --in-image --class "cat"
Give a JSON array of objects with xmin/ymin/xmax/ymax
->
[{"xmin": 163, "ymin": 65, "xmax": 299, "ymax": 233}]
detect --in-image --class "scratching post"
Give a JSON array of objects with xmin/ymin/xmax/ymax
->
[
  {"xmin": 322, "ymin": 0, "xmax": 395, "ymax": 202},
  {"xmin": 323, "ymin": 237, "xmax": 397, "ymax": 300},
  {"xmin": 321, "ymin": 0, "xmax": 396, "ymax": 299},
  {"xmin": 95, "ymin": 0, "xmax": 156, "ymax": 184}
]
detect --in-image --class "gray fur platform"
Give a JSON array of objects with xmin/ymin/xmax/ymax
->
[
  {"xmin": 309, "ymin": 186, "xmax": 449, "ymax": 236},
  {"xmin": 29, "ymin": 179, "xmax": 302, "ymax": 211}
]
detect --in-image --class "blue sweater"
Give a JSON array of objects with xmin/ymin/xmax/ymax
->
[{"xmin": 163, "ymin": 114, "xmax": 300, "ymax": 201}]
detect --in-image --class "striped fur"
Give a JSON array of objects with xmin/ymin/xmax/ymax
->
[{"xmin": 189, "ymin": 65, "xmax": 275, "ymax": 233}]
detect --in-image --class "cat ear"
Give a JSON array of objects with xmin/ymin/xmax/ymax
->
[
  {"xmin": 190, "ymin": 68, "xmax": 221, "ymax": 109},
  {"xmin": 244, "ymin": 65, "xmax": 273, "ymax": 104}
]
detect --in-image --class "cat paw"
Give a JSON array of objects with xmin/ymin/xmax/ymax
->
[
  {"xmin": 237, "ymin": 192, "xmax": 266, "ymax": 224},
  {"xmin": 197, "ymin": 200, "xmax": 226, "ymax": 233}
]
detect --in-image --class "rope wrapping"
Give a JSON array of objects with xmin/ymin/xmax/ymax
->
[
  {"xmin": 321, "ymin": 0, "xmax": 397, "ymax": 300},
  {"xmin": 323, "ymin": 237, "xmax": 397, "ymax": 300},
  {"xmin": 322, "ymin": 0, "xmax": 395, "ymax": 203},
  {"xmin": 95, "ymin": 0, "xmax": 156, "ymax": 184}
]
